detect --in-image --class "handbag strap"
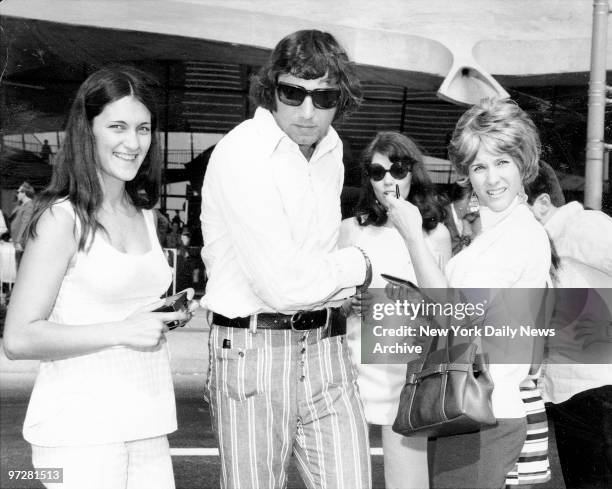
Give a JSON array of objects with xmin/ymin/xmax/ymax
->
[
  {"xmin": 415, "ymin": 327, "xmax": 449, "ymax": 370},
  {"xmin": 411, "ymin": 306, "xmax": 474, "ymax": 374},
  {"xmin": 406, "ymin": 362, "xmax": 472, "ymax": 384},
  {"xmin": 408, "ymin": 289, "xmax": 482, "ymax": 375}
]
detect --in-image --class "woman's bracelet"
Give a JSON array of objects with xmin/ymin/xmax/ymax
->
[{"xmin": 355, "ymin": 246, "xmax": 372, "ymax": 293}]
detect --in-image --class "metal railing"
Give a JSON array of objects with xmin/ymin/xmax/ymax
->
[
  {"xmin": 3, "ymin": 139, "xmax": 58, "ymax": 155},
  {"xmin": 3, "ymin": 138, "xmax": 206, "ymax": 167}
]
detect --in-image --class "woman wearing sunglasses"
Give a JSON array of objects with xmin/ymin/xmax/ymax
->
[
  {"xmin": 386, "ymin": 98, "xmax": 551, "ymax": 489},
  {"xmin": 3, "ymin": 66, "xmax": 194, "ymax": 488},
  {"xmin": 339, "ymin": 131, "xmax": 451, "ymax": 489}
]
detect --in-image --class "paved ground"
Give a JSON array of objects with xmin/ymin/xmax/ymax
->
[
  {"xmin": 0, "ymin": 305, "xmax": 387, "ymax": 489},
  {"xmin": 0, "ymin": 389, "xmax": 386, "ymax": 489},
  {"xmin": 0, "ymin": 306, "xmax": 566, "ymax": 488},
  {"xmin": 0, "ymin": 378, "xmax": 568, "ymax": 489}
]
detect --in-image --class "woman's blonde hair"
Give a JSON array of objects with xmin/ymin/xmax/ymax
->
[{"xmin": 448, "ymin": 98, "xmax": 541, "ymax": 186}]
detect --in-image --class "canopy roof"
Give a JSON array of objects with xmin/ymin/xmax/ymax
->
[
  {"xmin": 1, "ymin": 0, "xmax": 610, "ymax": 194},
  {"xmin": 2, "ymin": 0, "xmax": 610, "ymax": 89}
]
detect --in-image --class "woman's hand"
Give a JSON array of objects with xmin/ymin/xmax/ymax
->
[
  {"xmin": 187, "ymin": 299, "xmax": 200, "ymax": 314},
  {"xmin": 384, "ymin": 282, "xmax": 422, "ymax": 303},
  {"xmin": 119, "ymin": 296, "xmax": 196, "ymax": 349},
  {"xmin": 120, "ymin": 309, "xmax": 191, "ymax": 350},
  {"xmin": 386, "ymin": 197, "xmax": 423, "ymax": 243}
]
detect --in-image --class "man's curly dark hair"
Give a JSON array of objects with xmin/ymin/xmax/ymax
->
[{"xmin": 249, "ymin": 30, "xmax": 362, "ymax": 121}]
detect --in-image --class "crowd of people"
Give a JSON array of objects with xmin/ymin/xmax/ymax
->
[
  {"xmin": 152, "ymin": 208, "xmax": 206, "ymax": 292},
  {"xmin": 2, "ymin": 28, "xmax": 611, "ymax": 489}
]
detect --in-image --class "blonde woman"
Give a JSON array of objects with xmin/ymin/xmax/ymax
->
[{"xmin": 387, "ymin": 98, "xmax": 551, "ymax": 489}]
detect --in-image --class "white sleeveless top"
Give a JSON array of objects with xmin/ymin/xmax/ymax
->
[
  {"xmin": 343, "ymin": 220, "xmax": 450, "ymax": 425},
  {"xmin": 23, "ymin": 199, "xmax": 176, "ymax": 446}
]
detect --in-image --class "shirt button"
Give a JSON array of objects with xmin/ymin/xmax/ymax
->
[
  {"xmin": 300, "ymin": 375, "xmax": 305, "ymax": 382},
  {"xmin": 301, "ymin": 348, "xmax": 306, "ymax": 354},
  {"xmin": 301, "ymin": 335, "xmax": 307, "ymax": 342},
  {"xmin": 238, "ymin": 351, "xmax": 245, "ymax": 358}
]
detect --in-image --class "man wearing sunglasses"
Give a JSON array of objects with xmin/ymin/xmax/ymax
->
[{"xmin": 201, "ymin": 30, "xmax": 372, "ymax": 489}]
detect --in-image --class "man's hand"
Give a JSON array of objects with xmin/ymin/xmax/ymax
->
[
  {"xmin": 346, "ymin": 291, "xmax": 375, "ymax": 317},
  {"xmin": 574, "ymin": 316, "xmax": 612, "ymax": 349}
]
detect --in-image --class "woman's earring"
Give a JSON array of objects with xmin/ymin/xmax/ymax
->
[{"xmin": 468, "ymin": 192, "xmax": 480, "ymax": 213}]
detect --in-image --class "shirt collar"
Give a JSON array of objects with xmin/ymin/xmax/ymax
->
[
  {"xmin": 479, "ymin": 194, "xmax": 527, "ymax": 230},
  {"xmin": 253, "ymin": 107, "xmax": 340, "ymax": 161},
  {"xmin": 253, "ymin": 107, "xmax": 286, "ymax": 155},
  {"xmin": 544, "ymin": 201, "xmax": 583, "ymax": 239}
]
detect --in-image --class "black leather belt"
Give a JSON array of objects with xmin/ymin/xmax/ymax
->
[{"xmin": 212, "ymin": 308, "xmax": 346, "ymax": 335}]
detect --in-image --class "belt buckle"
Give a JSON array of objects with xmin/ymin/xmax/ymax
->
[{"xmin": 290, "ymin": 311, "xmax": 307, "ymax": 331}]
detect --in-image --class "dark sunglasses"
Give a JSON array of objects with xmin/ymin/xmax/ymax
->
[
  {"xmin": 367, "ymin": 161, "xmax": 413, "ymax": 181},
  {"xmin": 276, "ymin": 82, "xmax": 341, "ymax": 110}
]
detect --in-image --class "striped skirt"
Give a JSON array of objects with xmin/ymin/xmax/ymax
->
[{"xmin": 505, "ymin": 379, "xmax": 551, "ymax": 486}]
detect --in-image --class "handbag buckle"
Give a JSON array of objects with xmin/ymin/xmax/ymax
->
[{"xmin": 407, "ymin": 373, "xmax": 419, "ymax": 384}]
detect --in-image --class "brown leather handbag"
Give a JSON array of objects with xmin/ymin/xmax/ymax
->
[{"xmin": 392, "ymin": 333, "xmax": 496, "ymax": 438}]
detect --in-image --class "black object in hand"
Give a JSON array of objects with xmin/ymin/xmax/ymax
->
[
  {"xmin": 381, "ymin": 273, "xmax": 419, "ymax": 290},
  {"xmin": 153, "ymin": 290, "xmax": 190, "ymax": 330}
]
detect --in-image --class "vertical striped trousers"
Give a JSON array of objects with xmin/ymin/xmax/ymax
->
[{"xmin": 207, "ymin": 324, "xmax": 372, "ymax": 489}]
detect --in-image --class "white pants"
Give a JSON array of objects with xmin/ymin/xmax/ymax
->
[
  {"xmin": 31, "ymin": 435, "xmax": 175, "ymax": 489},
  {"xmin": 381, "ymin": 425, "xmax": 429, "ymax": 489}
]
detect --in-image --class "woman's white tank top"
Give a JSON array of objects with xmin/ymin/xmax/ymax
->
[{"xmin": 23, "ymin": 199, "xmax": 176, "ymax": 446}]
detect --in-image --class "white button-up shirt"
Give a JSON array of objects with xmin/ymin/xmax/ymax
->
[
  {"xmin": 540, "ymin": 201, "xmax": 612, "ymax": 404},
  {"xmin": 201, "ymin": 108, "xmax": 366, "ymax": 317}
]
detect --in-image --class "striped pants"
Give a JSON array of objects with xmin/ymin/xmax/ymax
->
[{"xmin": 207, "ymin": 324, "xmax": 371, "ymax": 489}]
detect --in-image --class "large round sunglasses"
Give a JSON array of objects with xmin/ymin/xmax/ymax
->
[
  {"xmin": 276, "ymin": 82, "xmax": 341, "ymax": 110},
  {"xmin": 366, "ymin": 159, "xmax": 414, "ymax": 181}
]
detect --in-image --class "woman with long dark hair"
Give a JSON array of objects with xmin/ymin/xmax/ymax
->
[
  {"xmin": 4, "ymin": 65, "xmax": 192, "ymax": 488},
  {"xmin": 339, "ymin": 131, "xmax": 451, "ymax": 489}
]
